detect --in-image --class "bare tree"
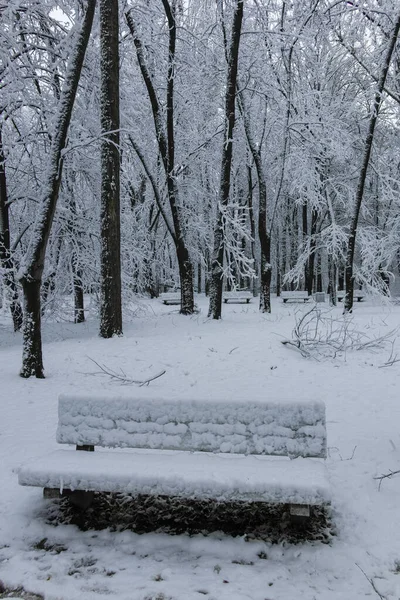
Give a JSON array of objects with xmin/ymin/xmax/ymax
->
[
  {"xmin": 344, "ymin": 9, "xmax": 400, "ymax": 312},
  {"xmin": 126, "ymin": 1, "xmax": 194, "ymax": 315},
  {"xmin": 0, "ymin": 122, "xmax": 23, "ymax": 331},
  {"xmin": 208, "ymin": 0, "xmax": 244, "ymax": 320},
  {"xmin": 18, "ymin": 0, "xmax": 96, "ymax": 378},
  {"xmin": 99, "ymin": 0, "xmax": 122, "ymax": 337}
]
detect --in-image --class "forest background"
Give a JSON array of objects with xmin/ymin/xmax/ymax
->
[{"xmin": 1, "ymin": 0, "xmax": 400, "ymax": 375}]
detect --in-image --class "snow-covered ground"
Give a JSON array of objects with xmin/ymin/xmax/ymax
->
[{"xmin": 1, "ymin": 294, "xmax": 400, "ymax": 600}]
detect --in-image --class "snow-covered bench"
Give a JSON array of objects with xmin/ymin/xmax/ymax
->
[
  {"xmin": 18, "ymin": 395, "xmax": 330, "ymax": 521},
  {"xmin": 223, "ymin": 291, "xmax": 253, "ymax": 303},
  {"xmin": 337, "ymin": 290, "xmax": 365, "ymax": 302},
  {"xmin": 281, "ymin": 291, "xmax": 310, "ymax": 303},
  {"xmin": 160, "ymin": 292, "xmax": 180, "ymax": 305}
]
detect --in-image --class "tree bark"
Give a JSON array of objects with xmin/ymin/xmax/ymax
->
[
  {"xmin": 306, "ymin": 208, "xmax": 318, "ymax": 295},
  {"xmin": 21, "ymin": 279, "xmax": 44, "ymax": 378},
  {"xmin": 208, "ymin": 0, "xmax": 244, "ymax": 319},
  {"xmin": 238, "ymin": 97, "xmax": 271, "ymax": 313},
  {"xmin": 344, "ymin": 11, "xmax": 400, "ymax": 312},
  {"xmin": 99, "ymin": 0, "xmax": 122, "ymax": 337},
  {"xmin": 19, "ymin": 0, "xmax": 96, "ymax": 377},
  {"xmin": 0, "ymin": 124, "xmax": 23, "ymax": 331}
]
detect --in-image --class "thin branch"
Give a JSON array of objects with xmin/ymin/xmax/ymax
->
[
  {"xmin": 374, "ymin": 469, "xmax": 400, "ymax": 491},
  {"xmin": 86, "ymin": 357, "xmax": 166, "ymax": 387},
  {"xmin": 355, "ymin": 563, "xmax": 387, "ymax": 600}
]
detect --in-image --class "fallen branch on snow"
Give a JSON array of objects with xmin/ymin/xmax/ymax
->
[
  {"xmin": 374, "ymin": 469, "xmax": 400, "ymax": 491},
  {"xmin": 355, "ymin": 563, "xmax": 387, "ymax": 600},
  {"xmin": 86, "ymin": 357, "xmax": 166, "ymax": 386},
  {"xmin": 281, "ymin": 306, "xmax": 399, "ymax": 360}
]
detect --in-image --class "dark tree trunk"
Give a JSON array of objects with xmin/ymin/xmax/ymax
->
[
  {"xmin": 20, "ymin": 280, "xmax": 44, "ymax": 378},
  {"xmin": 239, "ymin": 97, "xmax": 270, "ymax": 311},
  {"xmin": 316, "ymin": 253, "xmax": 322, "ymax": 292},
  {"xmin": 72, "ymin": 256, "xmax": 85, "ymax": 323},
  {"xmin": 302, "ymin": 202, "xmax": 308, "ymax": 291},
  {"xmin": 328, "ymin": 258, "xmax": 337, "ymax": 306},
  {"xmin": 209, "ymin": 0, "xmax": 244, "ymax": 319},
  {"xmin": 344, "ymin": 11, "xmax": 400, "ymax": 312},
  {"xmin": 276, "ymin": 233, "xmax": 282, "ymax": 297},
  {"xmin": 99, "ymin": 0, "xmax": 122, "ymax": 337},
  {"xmin": 126, "ymin": 5, "xmax": 194, "ymax": 315},
  {"xmin": 246, "ymin": 164, "xmax": 258, "ymax": 296},
  {"xmin": 19, "ymin": 0, "xmax": 96, "ymax": 377},
  {"xmin": 306, "ymin": 208, "xmax": 318, "ymax": 295},
  {"xmin": 0, "ymin": 125, "xmax": 23, "ymax": 331},
  {"xmin": 197, "ymin": 261, "xmax": 202, "ymax": 294}
]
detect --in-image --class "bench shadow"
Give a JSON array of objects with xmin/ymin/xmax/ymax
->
[{"xmin": 45, "ymin": 493, "xmax": 335, "ymax": 545}]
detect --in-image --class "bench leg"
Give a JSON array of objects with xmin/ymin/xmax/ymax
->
[
  {"xmin": 44, "ymin": 487, "xmax": 62, "ymax": 499},
  {"xmin": 289, "ymin": 504, "xmax": 310, "ymax": 522}
]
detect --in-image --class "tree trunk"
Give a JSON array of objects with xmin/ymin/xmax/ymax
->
[
  {"xmin": 72, "ymin": 255, "xmax": 85, "ymax": 323},
  {"xmin": 20, "ymin": 279, "xmax": 44, "ymax": 378},
  {"xmin": 328, "ymin": 258, "xmax": 337, "ymax": 306},
  {"xmin": 246, "ymin": 164, "xmax": 258, "ymax": 296},
  {"xmin": 344, "ymin": 11, "xmax": 400, "ymax": 312},
  {"xmin": 99, "ymin": 0, "xmax": 122, "ymax": 337},
  {"xmin": 239, "ymin": 97, "xmax": 270, "ymax": 312},
  {"xmin": 0, "ymin": 124, "xmax": 23, "ymax": 331},
  {"xmin": 306, "ymin": 208, "xmax": 318, "ymax": 295},
  {"xmin": 126, "ymin": 5, "xmax": 194, "ymax": 315},
  {"xmin": 19, "ymin": 0, "xmax": 96, "ymax": 377},
  {"xmin": 209, "ymin": 0, "xmax": 244, "ymax": 319},
  {"xmin": 302, "ymin": 202, "xmax": 309, "ymax": 291}
]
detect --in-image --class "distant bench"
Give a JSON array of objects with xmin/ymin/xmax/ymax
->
[
  {"xmin": 223, "ymin": 291, "xmax": 252, "ymax": 304},
  {"xmin": 160, "ymin": 292, "xmax": 180, "ymax": 305},
  {"xmin": 337, "ymin": 291, "xmax": 365, "ymax": 302},
  {"xmin": 281, "ymin": 291, "xmax": 310, "ymax": 303},
  {"xmin": 18, "ymin": 395, "xmax": 330, "ymax": 523}
]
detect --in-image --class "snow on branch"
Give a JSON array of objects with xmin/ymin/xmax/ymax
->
[
  {"xmin": 281, "ymin": 306, "xmax": 399, "ymax": 360},
  {"xmin": 86, "ymin": 357, "xmax": 166, "ymax": 387}
]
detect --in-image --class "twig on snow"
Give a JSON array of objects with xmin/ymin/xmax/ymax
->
[
  {"xmin": 86, "ymin": 357, "xmax": 166, "ymax": 387},
  {"xmin": 374, "ymin": 469, "xmax": 400, "ymax": 491},
  {"xmin": 379, "ymin": 341, "xmax": 400, "ymax": 368},
  {"xmin": 355, "ymin": 563, "xmax": 387, "ymax": 600}
]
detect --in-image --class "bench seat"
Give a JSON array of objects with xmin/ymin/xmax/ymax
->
[
  {"xmin": 160, "ymin": 293, "xmax": 180, "ymax": 305},
  {"xmin": 281, "ymin": 291, "xmax": 310, "ymax": 303},
  {"xmin": 223, "ymin": 291, "xmax": 252, "ymax": 304},
  {"xmin": 18, "ymin": 449, "xmax": 330, "ymax": 506},
  {"xmin": 337, "ymin": 291, "xmax": 365, "ymax": 302}
]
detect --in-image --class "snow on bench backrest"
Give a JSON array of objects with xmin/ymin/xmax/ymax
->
[
  {"xmin": 223, "ymin": 291, "xmax": 252, "ymax": 297},
  {"xmin": 281, "ymin": 291, "xmax": 309, "ymax": 298},
  {"xmin": 57, "ymin": 395, "xmax": 327, "ymax": 458}
]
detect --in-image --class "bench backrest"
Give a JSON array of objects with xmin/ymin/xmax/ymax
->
[
  {"xmin": 223, "ymin": 291, "xmax": 252, "ymax": 297},
  {"xmin": 160, "ymin": 292, "xmax": 180, "ymax": 299},
  {"xmin": 281, "ymin": 291, "xmax": 309, "ymax": 298},
  {"xmin": 57, "ymin": 395, "xmax": 327, "ymax": 458}
]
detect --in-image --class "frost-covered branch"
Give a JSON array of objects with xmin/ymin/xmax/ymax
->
[{"xmin": 86, "ymin": 357, "xmax": 166, "ymax": 387}]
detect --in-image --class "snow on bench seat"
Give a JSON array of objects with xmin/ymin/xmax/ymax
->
[
  {"xmin": 18, "ymin": 449, "xmax": 330, "ymax": 506},
  {"xmin": 281, "ymin": 291, "xmax": 310, "ymax": 303},
  {"xmin": 337, "ymin": 290, "xmax": 365, "ymax": 302},
  {"xmin": 160, "ymin": 292, "xmax": 180, "ymax": 305},
  {"xmin": 223, "ymin": 291, "xmax": 253, "ymax": 304}
]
